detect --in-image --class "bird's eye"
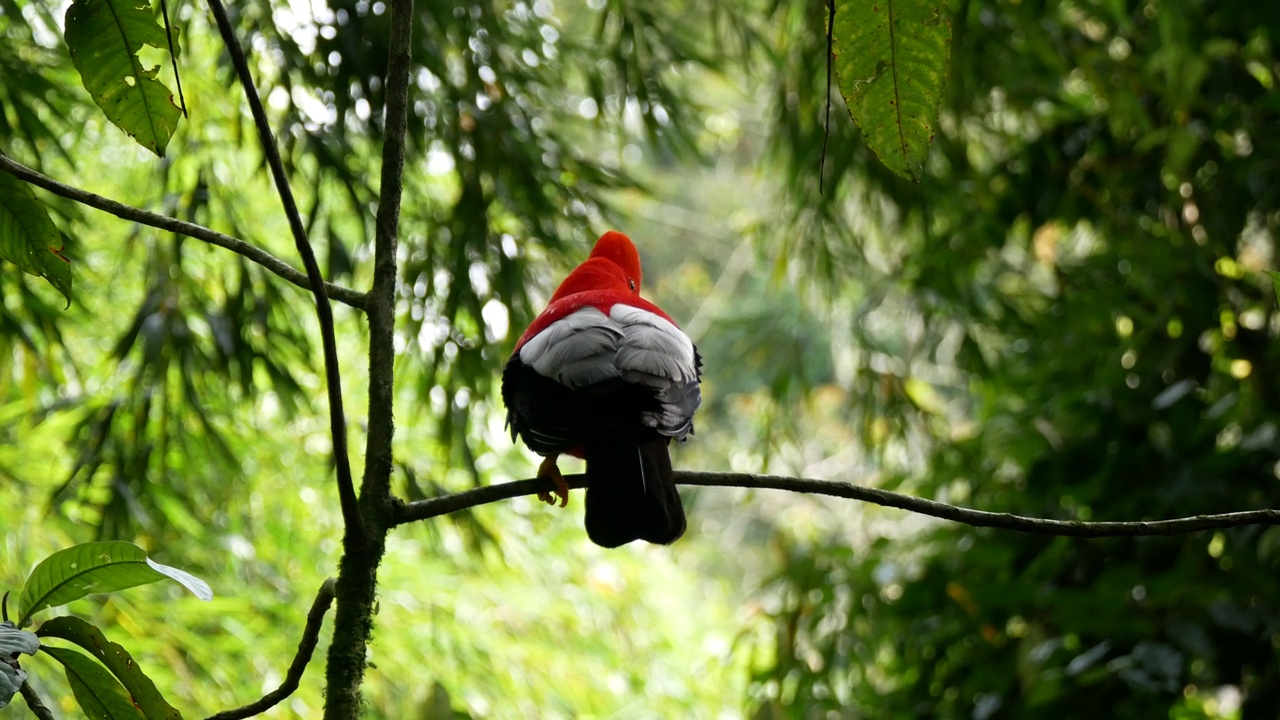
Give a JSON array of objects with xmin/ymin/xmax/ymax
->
[{"xmin": 629, "ymin": 278, "xmax": 637, "ymax": 292}]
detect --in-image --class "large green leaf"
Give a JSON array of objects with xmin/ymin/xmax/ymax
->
[
  {"xmin": 17, "ymin": 541, "xmax": 213, "ymax": 627},
  {"xmin": 64, "ymin": 0, "xmax": 182, "ymax": 156},
  {"xmin": 41, "ymin": 645, "xmax": 147, "ymax": 720},
  {"xmin": 832, "ymin": 0, "xmax": 951, "ymax": 179},
  {"xmin": 0, "ymin": 170, "xmax": 72, "ymax": 303},
  {"xmin": 38, "ymin": 617, "xmax": 183, "ymax": 720}
]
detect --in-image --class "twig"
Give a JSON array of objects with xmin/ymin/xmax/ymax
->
[
  {"xmin": 206, "ymin": 0, "xmax": 362, "ymax": 538},
  {"xmin": 19, "ymin": 680, "xmax": 56, "ymax": 720},
  {"xmin": 0, "ymin": 156, "xmax": 366, "ymax": 309},
  {"xmin": 820, "ymin": 0, "xmax": 835, "ymax": 196},
  {"xmin": 204, "ymin": 579, "xmax": 337, "ymax": 720},
  {"xmin": 158, "ymin": 0, "xmax": 188, "ymax": 118},
  {"xmin": 390, "ymin": 470, "xmax": 1280, "ymax": 537}
]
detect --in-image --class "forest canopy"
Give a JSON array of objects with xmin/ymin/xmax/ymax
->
[{"xmin": 2, "ymin": 0, "xmax": 1279, "ymax": 718}]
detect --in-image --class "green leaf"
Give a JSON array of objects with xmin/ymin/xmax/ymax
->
[
  {"xmin": 64, "ymin": 0, "xmax": 182, "ymax": 156},
  {"xmin": 41, "ymin": 645, "xmax": 147, "ymax": 720},
  {"xmin": 832, "ymin": 0, "xmax": 952, "ymax": 180},
  {"xmin": 0, "ymin": 170, "xmax": 72, "ymax": 304},
  {"xmin": 1265, "ymin": 270, "xmax": 1280, "ymax": 306},
  {"xmin": 17, "ymin": 541, "xmax": 213, "ymax": 627},
  {"xmin": 37, "ymin": 617, "xmax": 183, "ymax": 720}
]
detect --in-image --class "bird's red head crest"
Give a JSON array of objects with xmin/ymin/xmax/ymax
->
[
  {"xmin": 519, "ymin": 230, "xmax": 674, "ymax": 349},
  {"xmin": 588, "ymin": 231, "xmax": 642, "ymax": 292},
  {"xmin": 543, "ymin": 231, "xmax": 643, "ymax": 308}
]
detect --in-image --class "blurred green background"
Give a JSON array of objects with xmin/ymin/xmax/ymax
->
[{"xmin": 3, "ymin": 0, "xmax": 1280, "ymax": 717}]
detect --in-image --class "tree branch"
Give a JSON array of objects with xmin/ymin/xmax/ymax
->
[
  {"xmin": 18, "ymin": 680, "xmax": 55, "ymax": 720},
  {"xmin": 204, "ymin": 579, "xmax": 336, "ymax": 720},
  {"xmin": 206, "ymin": 0, "xmax": 362, "ymax": 538},
  {"xmin": 0, "ymin": 155, "xmax": 366, "ymax": 310},
  {"xmin": 362, "ymin": 0, "xmax": 413, "ymax": 517},
  {"xmin": 323, "ymin": 0, "xmax": 414, "ymax": 716},
  {"xmin": 390, "ymin": 470, "xmax": 1280, "ymax": 537}
]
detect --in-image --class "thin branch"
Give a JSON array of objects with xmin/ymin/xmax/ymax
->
[
  {"xmin": 206, "ymin": 0, "xmax": 362, "ymax": 538},
  {"xmin": 204, "ymin": 579, "xmax": 337, "ymax": 720},
  {"xmin": 391, "ymin": 475, "xmax": 575, "ymax": 526},
  {"xmin": 362, "ymin": 0, "xmax": 413, "ymax": 513},
  {"xmin": 19, "ymin": 679, "xmax": 56, "ymax": 720},
  {"xmin": 0, "ymin": 155, "xmax": 366, "ymax": 310},
  {"xmin": 390, "ymin": 470, "xmax": 1280, "ymax": 537}
]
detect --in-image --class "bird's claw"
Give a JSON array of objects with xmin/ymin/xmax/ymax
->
[{"xmin": 536, "ymin": 456, "xmax": 569, "ymax": 508}]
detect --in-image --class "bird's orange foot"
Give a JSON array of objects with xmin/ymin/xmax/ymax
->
[{"xmin": 536, "ymin": 455, "xmax": 569, "ymax": 508}]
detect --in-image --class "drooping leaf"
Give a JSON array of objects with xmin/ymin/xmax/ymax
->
[
  {"xmin": 41, "ymin": 645, "xmax": 147, "ymax": 720},
  {"xmin": 0, "ymin": 622, "xmax": 38, "ymax": 710},
  {"xmin": 0, "ymin": 623, "xmax": 38, "ymax": 658},
  {"xmin": 831, "ymin": 0, "xmax": 951, "ymax": 179},
  {"xmin": 17, "ymin": 541, "xmax": 213, "ymax": 627},
  {"xmin": 0, "ymin": 170, "xmax": 72, "ymax": 303},
  {"xmin": 63, "ymin": 0, "xmax": 182, "ymax": 156},
  {"xmin": 37, "ymin": 617, "xmax": 182, "ymax": 720},
  {"xmin": 0, "ymin": 663, "xmax": 24, "ymax": 710}
]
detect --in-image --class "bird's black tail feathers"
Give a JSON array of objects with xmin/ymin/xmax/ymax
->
[{"xmin": 584, "ymin": 434, "xmax": 686, "ymax": 548}]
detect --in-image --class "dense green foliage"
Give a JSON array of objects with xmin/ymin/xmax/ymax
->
[
  {"xmin": 2, "ymin": 0, "xmax": 1278, "ymax": 717},
  {"xmin": 749, "ymin": 0, "xmax": 1280, "ymax": 717}
]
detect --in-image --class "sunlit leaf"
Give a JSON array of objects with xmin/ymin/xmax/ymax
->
[
  {"xmin": 0, "ymin": 170, "xmax": 71, "ymax": 303},
  {"xmin": 64, "ymin": 0, "xmax": 182, "ymax": 156},
  {"xmin": 38, "ymin": 617, "xmax": 183, "ymax": 720},
  {"xmin": 143, "ymin": 558, "xmax": 211, "ymax": 602},
  {"xmin": 41, "ymin": 645, "xmax": 147, "ymax": 720},
  {"xmin": 904, "ymin": 376, "xmax": 945, "ymax": 414},
  {"xmin": 832, "ymin": 0, "xmax": 951, "ymax": 179},
  {"xmin": 18, "ymin": 541, "xmax": 213, "ymax": 627}
]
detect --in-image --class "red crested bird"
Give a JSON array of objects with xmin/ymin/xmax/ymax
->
[{"xmin": 502, "ymin": 231, "xmax": 703, "ymax": 547}]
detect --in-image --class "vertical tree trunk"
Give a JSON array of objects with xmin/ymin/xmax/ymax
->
[{"xmin": 321, "ymin": 0, "xmax": 414, "ymax": 717}]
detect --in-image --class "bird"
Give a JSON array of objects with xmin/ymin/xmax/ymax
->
[{"xmin": 501, "ymin": 231, "xmax": 703, "ymax": 547}]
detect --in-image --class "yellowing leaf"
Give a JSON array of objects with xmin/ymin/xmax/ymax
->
[{"xmin": 832, "ymin": 0, "xmax": 951, "ymax": 179}]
